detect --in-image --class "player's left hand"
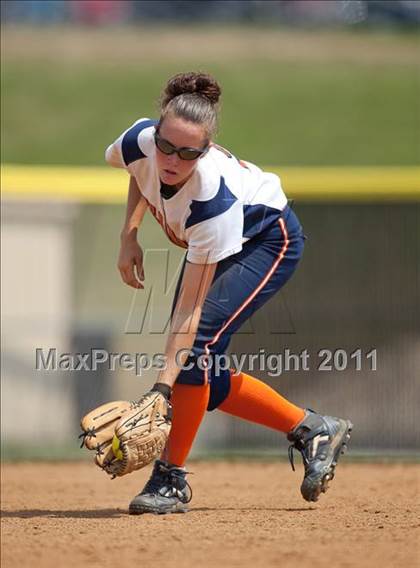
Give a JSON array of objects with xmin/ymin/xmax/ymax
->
[{"xmin": 79, "ymin": 384, "xmax": 172, "ymax": 477}]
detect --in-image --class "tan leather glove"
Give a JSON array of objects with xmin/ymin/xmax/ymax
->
[{"xmin": 79, "ymin": 384, "xmax": 172, "ymax": 478}]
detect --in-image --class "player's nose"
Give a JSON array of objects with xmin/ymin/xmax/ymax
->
[
  {"xmin": 166, "ymin": 152, "xmax": 180, "ymax": 167},
  {"xmin": 164, "ymin": 158, "xmax": 181, "ymax": 174}
]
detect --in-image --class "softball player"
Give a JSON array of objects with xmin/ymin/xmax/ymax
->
[{"xmin": 106, "ymin": 72, "xmax": 352, "ymax": 515}]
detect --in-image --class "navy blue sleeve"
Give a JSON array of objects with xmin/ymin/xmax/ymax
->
[{"xmin": 121, "ymin": 119, "xmax": 158, "ymax": 166}]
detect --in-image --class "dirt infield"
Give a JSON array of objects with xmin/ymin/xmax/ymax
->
[{"xmin": 1, "ymin": 461, "xmax": 419, "ymax": 568}]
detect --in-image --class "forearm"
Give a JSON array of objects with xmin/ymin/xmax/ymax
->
[
  {"xmin": 157, "ymin": 309, "xmax": 202, "ymax": 388},
  {"xmin": 154, "ymin": 261, "xmax": 217, "ymax": 391},
  {"xmin": 121, "ymin": 176, "xmax": 148, "ymax": 241}
]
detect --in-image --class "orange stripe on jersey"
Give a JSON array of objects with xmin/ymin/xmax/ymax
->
[{"xmin": 144, "ymin": 196, "xmax": 188, "ymax": 249}]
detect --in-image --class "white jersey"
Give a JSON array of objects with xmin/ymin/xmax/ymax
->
[{"xmin": 106, "ymin": 118, "xmax": 288, "ymax": 264}]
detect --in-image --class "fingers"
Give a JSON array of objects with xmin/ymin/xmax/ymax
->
[
  {"xmin": 118, "ymin": 262, "xmax": 144, "ymax": 289},
  {"xmin": 134, "ymin": 255, "xmax": 145, "ymax": 282},
  {"xmin": 117, "ymin": 244, "xmax": 145, "ymax": 289}
]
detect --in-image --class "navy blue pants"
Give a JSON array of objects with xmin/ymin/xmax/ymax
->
[{"xmin": 171, "ymin": 205, "xmax": 306, "ymax": 411}]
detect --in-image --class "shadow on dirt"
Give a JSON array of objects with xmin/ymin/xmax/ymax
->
[
  {"xmin": 190, "ymin": 507, "xmax": 316, "ymax": 513},
  {"xmin": 0, "ymin": 509, "xmax": 126, "ymax": 519},
  {"xmin": 1, "ymin": 506, "xmax": 316, "ymax": 518}
]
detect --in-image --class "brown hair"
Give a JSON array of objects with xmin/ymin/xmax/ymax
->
[{"xmin": 159, "ymin": 72, "xmax": 221, "ymax": 140}]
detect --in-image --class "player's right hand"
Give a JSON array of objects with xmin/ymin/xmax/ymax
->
[{"xmin": 117, "ymin": 237, "xmax": 145, "ymax": 289}]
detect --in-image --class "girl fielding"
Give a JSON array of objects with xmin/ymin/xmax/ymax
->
[{"xmin": 106, "ymin": 72, "xmax": 352, "ymax": 515}]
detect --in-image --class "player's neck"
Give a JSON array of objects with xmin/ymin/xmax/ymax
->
[{"xmin": 175, "ymin": 169, "xmax": 195, "ymax": 190}]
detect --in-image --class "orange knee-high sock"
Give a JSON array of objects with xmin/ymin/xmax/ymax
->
[
  {"xmin": 163, "ymin": 383, "xmax": 210, "ymax": 467},
  {"xmin": 218, "ymin": 371, "xmax": 305, "ymax": 433}
]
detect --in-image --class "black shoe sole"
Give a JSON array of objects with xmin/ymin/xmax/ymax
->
[
  {"xmin": 301, "ymin": 419, "xmax": 353, "ymax": 502},
  {"xmin": 129, "ymin": 502, "xmax": 189, "ymax": 515}
]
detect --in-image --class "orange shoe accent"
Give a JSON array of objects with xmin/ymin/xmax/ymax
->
[
  {"xmin": 163, "ymin": 383, "xmax": 210, "ymax": 467},
  {"xmin": 218, "ymin": 371, "xmax": 305, "ymax": 433}
]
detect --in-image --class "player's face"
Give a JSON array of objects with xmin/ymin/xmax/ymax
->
[{"xmin": 155, "ymin": 116, "xmax": 209, "ymax": 188}]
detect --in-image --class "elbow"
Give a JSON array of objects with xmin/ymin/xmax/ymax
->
[
  {"xmin": 105, "ymin": 144, "xmax": 122, "ymax": 168},
  {"xmin": 105, "ymin": 145, "xmax": 115, "ymax": 166}
]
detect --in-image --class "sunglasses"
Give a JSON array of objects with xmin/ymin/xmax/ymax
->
[{"xmin": 154, "ymin": 131, "xmax": 208, "ymax": 161}]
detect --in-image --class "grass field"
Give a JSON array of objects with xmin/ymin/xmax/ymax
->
[{"xmin": 2, "ymin": 26, "xmax": 419, "ymax": 166}]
